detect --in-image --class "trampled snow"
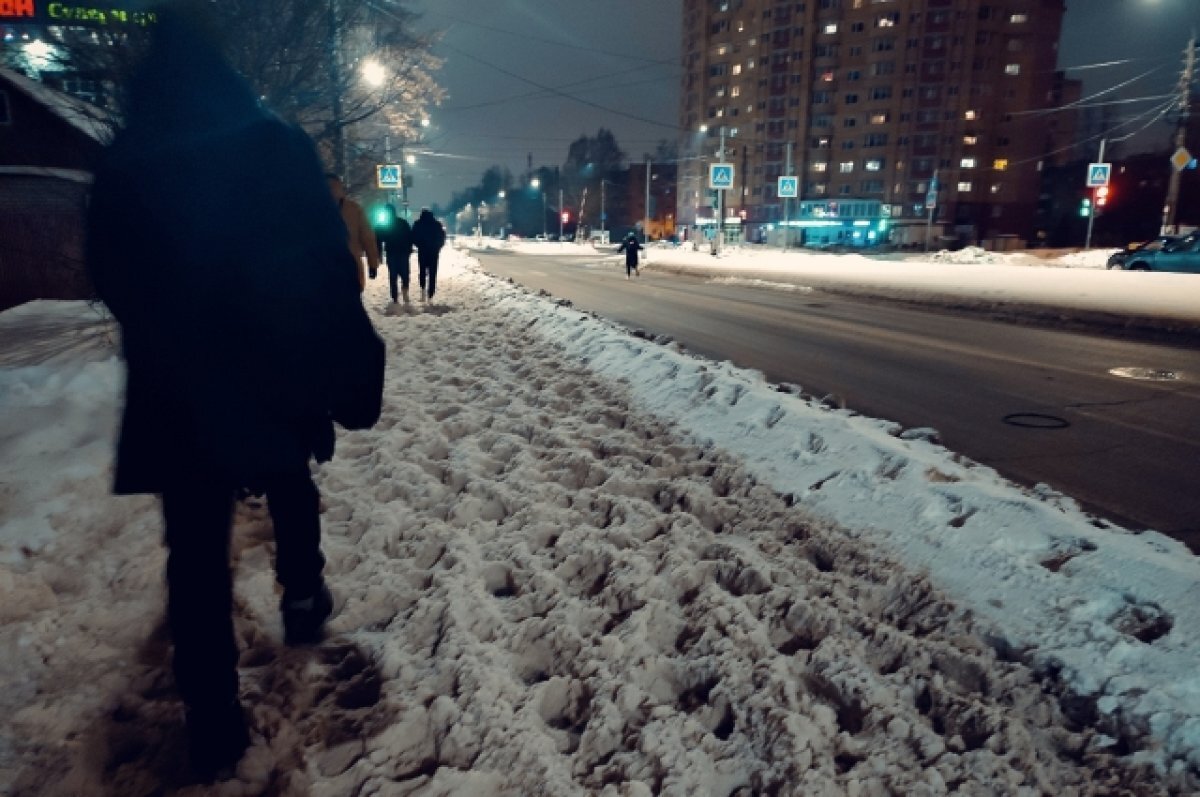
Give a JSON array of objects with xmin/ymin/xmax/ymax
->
[{"xmin": 1, "ymin": 247, "xmax": 1197, "ymax": 795}]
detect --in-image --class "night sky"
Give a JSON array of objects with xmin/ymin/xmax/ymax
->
[{"xmin": 404, "ymin": 0, "xmax": 1200, "ymax": 210}]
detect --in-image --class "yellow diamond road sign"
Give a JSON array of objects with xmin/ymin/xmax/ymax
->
[{"xmin": 1171, "ymin": 147, "xmax": 1193, "ymax": 173}]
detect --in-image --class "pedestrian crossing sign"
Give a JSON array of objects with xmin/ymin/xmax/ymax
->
[
  {"xmin": 709, "ymin": 163, "xmax": 734, "ymax": 190},
  {"xmin": 377, "ymin": 164, "xmax": 402, "ymax": 189},
  {"xmin": 1086, "ymin": 163, "xmax": 1111, "ymax": 188},
  {"xmin": 777, "ymin": 176, "xmax": 798, "ymax": 198}
]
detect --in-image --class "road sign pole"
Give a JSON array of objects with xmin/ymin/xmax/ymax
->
[
  {"xmin": 1085, "ymin": 138, "xmax": 1105, "ymax": 250},
  {"xmin": 783, "ymin": 141, "xmax": 792, "ymax": 250},
  {"xmin": 716, "ymin": 127, "xmax": 725, "ymax": 255},
  {"xmin": 924, "ymin": 169, "xmax": 937, "ymax": 253}
]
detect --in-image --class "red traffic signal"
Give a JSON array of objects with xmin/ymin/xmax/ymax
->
[
  {"xmin": 561, "ymin": 211, "xmax": 570, "ymax": 223},
  {"xmin": 1096, "ymin": 186, "xmax": 1110, "ymax": 207}
]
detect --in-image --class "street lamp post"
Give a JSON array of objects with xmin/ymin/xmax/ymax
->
[{"xmin": 531, "ymin": 177, "xmax": 546, "ymax": 238}]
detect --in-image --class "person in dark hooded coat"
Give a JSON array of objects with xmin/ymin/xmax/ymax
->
[
  {"xmin": 410, "ymin": 207, "xmax": 446, "ymax": 300},
  {"xmin": 617, "ymin": 232, "xmax": 643, "ymax": 277},
  {"xmin": 374, "ymin": 203, "xmax": 413, "ymax": 303},
  {"xmin": 85, "ymin": 5, "xmax": 384, "ymax": 780}
]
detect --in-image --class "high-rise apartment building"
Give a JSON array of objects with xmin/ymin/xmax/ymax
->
[{"xmin": 678, "ymin": 0, "xmax": 1068, "ymax": 246}]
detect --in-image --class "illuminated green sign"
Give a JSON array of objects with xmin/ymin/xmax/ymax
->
[{"xmin": 0, "ymin": 1, "xmax": 157, "ymax": 25}]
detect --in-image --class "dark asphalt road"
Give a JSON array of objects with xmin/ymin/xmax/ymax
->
[{"xmin": 470, "ymin": 248, "xmax": 1200, "ymax": 549}]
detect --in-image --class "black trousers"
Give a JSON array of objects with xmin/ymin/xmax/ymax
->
[
  {"xmin": 161, "ymin": 467, "xmax": 324, "ymax": 709},
  {"xmin": 387, "ymin": 252, "xmax": 411, "ymax": 301},
  {"xmin": 417, "ymin": 251, "xmax": 440, "ymax": 298}
]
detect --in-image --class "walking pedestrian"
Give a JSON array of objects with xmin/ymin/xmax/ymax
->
[
  {"xmin": 411, "ymin": 207, "xmax": 446, "ymax": 301},
  {"xmin": 85, "ymin": 6, "xmax": 385, "ymax": 781},
  {"xmin": 617, "ymin": 231, "xmax": 643, "ymax": 278},
  {"xmin": 374, "ymin": 204, "xmax": 413, "ymax": 304},
  {"xmin": 328, "ymin": 173, "xmax": 380, "ymax": 292}
]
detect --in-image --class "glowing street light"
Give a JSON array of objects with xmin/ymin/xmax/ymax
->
[{"xmin": 361, "ymin": 58, "xmax": 386, "ymax": 87}]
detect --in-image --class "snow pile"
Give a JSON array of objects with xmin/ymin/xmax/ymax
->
[
  {"xmin": 0, "ymin": 252, "xmax": 1196, "ymax": 794},
  {"xmin": 926, "ymin": 246, "xmax": 1009, "ymax": 265},
  {"xmin": 1053, "ymin": 249, "xmax": 1120, "ymax": 269}
]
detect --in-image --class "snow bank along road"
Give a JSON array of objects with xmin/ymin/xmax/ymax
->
[{"xmin": 0, "ymin": 252, "xmax": 1196, "ymax": 794}]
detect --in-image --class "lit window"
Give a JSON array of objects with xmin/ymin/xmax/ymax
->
[
  {"xmin": 718, "ymin": 46, "xmax": 728, "ymax": 55},
  {"xmin": 747, "ymin": 58, "xmax": 756, "ymax": 68},
  {"xmin": 1004, "ymin": 63, "xmax": 1020, "ymax": 76},
  {"xmin": 824, "ymin": 23, "xmax": 838, "ymax": 34},
  {"xmin": 822, "ymin": 70, "xmax": 835, "ymax": 82},
  {"xmin": 716, "ymin": 108, "xmax": 725, "ymax": 117},
  {"xmin": 991, "ymin": 183, "xmax": 1002, "ymax": 194},
  {"xmin": 840, "ymin": 162, "xmax": 855, "ymax": 173},
  {"xmin": 731, "ymin": 86, "xmax": 741, "ymax": 97},
  {"xmin": 993, "ymin": 159, "xmax": 1008, "ymax": 171},
  {"xmin": 812, "ymin": 162, "xmax": 829, "ymax": 172},
  {"xmin": 1010, "ymin": 13, "xmax": 1028, "ymax": 23},
  {"xmin": 963, "ymin": 135, "xmax": 978, "ymax": 145},
  {"xmin": 964, "ymin": 110, "xmax": 977, "ymax": 121},
  {"xmin": 871, "ymin": 113, "xmax": 888, "ymax": 125},
  {"xmin": 732, "ymin": 64, "xmax": 742, "ymax": 75},
  {"xmin": 748, "ymin": 37, "xmax": 757, "ymax": 45},
  {"xmin": 960, "ymin": 157, "xmax": 976, "ymax": 168},
  {"xmin": 957, "ymin": 181, "xmax": 972, "ymax": 192},
  {"xmin": 865, "ymin": 160, "xmax": 883, "ymax": 171}
]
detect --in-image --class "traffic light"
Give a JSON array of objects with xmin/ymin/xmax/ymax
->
[
  {"xmin": 1079, "ymin": 197, "xmax": 1092, "ymax": 217},
  {"xmin": 561, "ymin": 211, "xmax": 570, "ymax": 224},
  {"xmin": 372, "ymin": 205, "xmax": 392, "ymax": 229},
  {"xmin": 1095, "ymin": 186, "xmax": 1110, "ymax": 208}
]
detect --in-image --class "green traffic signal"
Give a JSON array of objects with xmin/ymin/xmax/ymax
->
[
  {"xmin": 372, "ymin": 206, "xmax": 392, "ymax": 229},
  {"xmin": 1079, "ymin": 198, "xmax": 1092, "ymax": 217}
]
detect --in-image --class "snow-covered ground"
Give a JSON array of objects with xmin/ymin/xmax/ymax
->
[{"xmin": 1, "ymin": 248, "xmax": 1198, "ymax": 795}]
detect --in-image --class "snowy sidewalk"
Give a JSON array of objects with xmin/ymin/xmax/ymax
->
[{"xmin": 0, "ymin": 253, "xmax": 1195, "ymax": 794}]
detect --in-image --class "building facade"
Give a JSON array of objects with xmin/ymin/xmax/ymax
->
[{"xmin": 678, "ymin": 0, "xmax": 1068, "ymax": 247}]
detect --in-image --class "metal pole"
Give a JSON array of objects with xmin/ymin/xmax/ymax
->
[
  {"xmin": 601, "ymin": 179, "xmax": 606, "ymax": 240},
  {"xmin": 715, "ymin": 127, "xmax": 726, "ymax": 254},
  {"xmin": 924, "ymin": 169, "xmax": 938, "ymax": 253},
  {"xmin": 1162, "ymin": 34, "xmax": 1196, "ymax": 235},
  {"xmin": 783, "ymin": 141, "xmax": 793, "ymax": 249},
  {"xmin": 542, "ymin": 191, "xmax": 547, "ymax": 238},
  {"xmin": 327, "ymin": 0, "xmax": 346, "ymax": 179},
  {"xmin": 644, "ymin": 158, "xmax": 651, "ymax": 242},
  {"xmin": 1085, "ymin": 138, "xmax": 1106, "ymax": 249},
  {"xmin": 559, "ymin": 188, "xmax": 564, "ymax": 240}
]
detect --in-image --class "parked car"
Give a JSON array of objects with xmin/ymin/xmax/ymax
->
[
  {"xmin": 1106, "ymin": 235, "xmax": 1181, "ymax": 269},
  {"xmin": 1115, "ymin": 232, "xmax": 1200, "ymax": 273}
]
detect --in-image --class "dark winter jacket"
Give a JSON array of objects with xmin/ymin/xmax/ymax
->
[
  {"xmin": 618, "ymin": 236, "xmax": 642, "ymax": 266},
  {"xmin": 86, "ymin": 13, "xmax": 384, "ymax": 493},
  {"xmin": 410, "ymin": 210, "xmax": 446, "ymax": 255},
  {"xmin": 374, "ymin": 206, "xmax": 413, "ymax": 265}
]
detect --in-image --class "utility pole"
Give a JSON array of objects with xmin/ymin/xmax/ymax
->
[
  {"xmin": 327, "ymin": 0, "xmax": 347, "ymax": 180},
  {"xmin": 644, "ymin": 158, "xmax": 652, "ymax": 242},
  {"xmin": 1162, "ymin": 33, "xmax": 1196, "ymax": 235},
  {"xmin": 601, "ymin": 179, "xmax": 606, "ymax": 241},
  {"xmin": 1086, "ymin": 138, "xmax": 1106, "ymax": 249}
]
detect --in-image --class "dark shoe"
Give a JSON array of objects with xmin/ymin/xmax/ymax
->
[
  {"xmin": 282, "ymin": 583, "xmax": 334, "ymax": 645},
  {"xmin": 187, "ymin": 700, "xmax": 249, "ymax": 782}
]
